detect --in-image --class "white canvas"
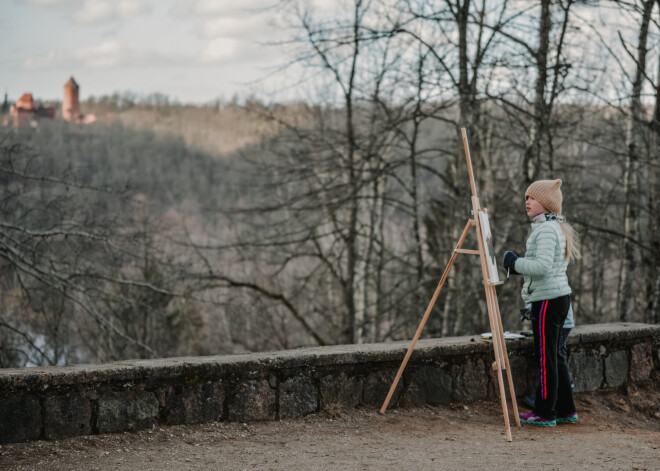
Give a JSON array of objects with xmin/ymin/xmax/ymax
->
[{"xmin": 478, "ymin": 211, "xmax": 500, "ymax": 283}]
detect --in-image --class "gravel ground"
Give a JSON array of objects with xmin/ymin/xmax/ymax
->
[{"xmin": 1, "ymin": 387, "xmax": 659, "ymax": 471}]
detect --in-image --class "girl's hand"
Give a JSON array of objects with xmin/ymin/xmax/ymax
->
[{"xmin": 502, "ymin": 251, "xmax": 520, "ymax": 274}]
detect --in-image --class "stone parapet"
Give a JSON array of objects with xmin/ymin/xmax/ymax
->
[{"xmin": 1, "ymin": 323, "xmax": 658, "ymax": 444}]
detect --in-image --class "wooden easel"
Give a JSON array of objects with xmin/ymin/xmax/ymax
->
[{"xmin": 379, "ymin": 128, "xmax": 521, "ymax": 441}]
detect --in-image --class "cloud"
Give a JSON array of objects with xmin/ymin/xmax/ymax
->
[
  {"xmin": 200, "ymin": 38, "xmax": 239, "ymax": 63},
  {"xmin": 22, "ymin": 39, "xmax": 172, "ymax": 70},
  {"xmin": 201, "ymin": 16, "xmax": 270, "ymax": 40},
  {"xmin": 71, "ymin": 0, "xmax": 149, "ymax": 23},
  {"xmin": 117, "ymin": 0, "xmax": 145, "ymax": 16},
  {"xmin": 308, "ymin": 0, "xmax": 344, "ymax": 14},
  {"xmin": 22, "ymin": 0, "xmax": 73, "ymax": 5},
  {"xmin": 198, "ymin": 36, "xmax": 285, "ymax": 67},
  {"xmin": 21, "ymin": 36, "xmax": 274, "ymax": 72},
  {"xmin": 75, "ymin": 39, "xmax": 123, "ymax": 67},
  {"xmin": 191, "ymin": 0, "xmax": 272, "ymax": 15},
  {"xmin": 180, "ymin": 0, "xmax": 339, "ymax": 22},
  {"xmin": 22, "ymin": 50, "xmax": 63, "ymax": 70},
  {"xmin": 169, "ymin": 0, "xmax": 279, "ymax": 19},
  {"xmin": 72, "ymin": 0, "xmax": 112, "ymax": 22}
]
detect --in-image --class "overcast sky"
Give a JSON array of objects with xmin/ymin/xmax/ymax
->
[
  {"xmin": 1, "ymin": 1, "xmax": 647, "ymax": 106},
  {"xmin": 1, "ymin": 0, "xmax": 305, "ymax": 103}
]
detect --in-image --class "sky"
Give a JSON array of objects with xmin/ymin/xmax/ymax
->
[
  {"xmin": 0, "ymin": 1, "xmax": 650, "ymax": 106},
  {"xmin": 1, "ymin": 0, "xmax": 306, "ymax": 104}
]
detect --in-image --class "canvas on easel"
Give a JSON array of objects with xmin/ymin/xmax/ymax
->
[
  {"xmin": 379, "ymin": 128, "xmax": 520, "ymax": 442},
  {"xmin": 478, "ymin": 211, "xmax": 499, "ymax": 284}
]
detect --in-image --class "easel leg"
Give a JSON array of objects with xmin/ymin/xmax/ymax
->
[
  {"xmin": 379, "ymin": 220, "xmax": 473, "ymax": 414},
  {"xmin": 493, "ymin": 294, "xmax": 521, "ymax": 427},
  {"xmin": 485, "ymin": 286, "xmax": 512, "ymax": 442}
]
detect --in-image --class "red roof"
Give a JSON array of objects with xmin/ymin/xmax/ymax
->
[
  {"xmin": 64, "ymin": 77, "xmax": 79, "ymax": 89},
  {"xmin": 16, "ymin": 93, "xmax": 35, "ymax": 110}
]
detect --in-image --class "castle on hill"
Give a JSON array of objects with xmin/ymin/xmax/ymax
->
[{"xmin": 2, "ymin": 76, "xmax": 95, "ymax": 127}]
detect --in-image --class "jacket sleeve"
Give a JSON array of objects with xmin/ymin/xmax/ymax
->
[{"xmin": 514, "ymin": 226, "xmax": 557, "ymax": 276}]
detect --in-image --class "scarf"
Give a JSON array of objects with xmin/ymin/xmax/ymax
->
[{"xmin": 532, "ymin": 213, "xmax": 565, "ymax": 224}]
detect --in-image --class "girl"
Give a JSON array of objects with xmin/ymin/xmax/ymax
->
[{"xmin": 502, "ymin": 179, "xmax": 580, "ymax": 427}]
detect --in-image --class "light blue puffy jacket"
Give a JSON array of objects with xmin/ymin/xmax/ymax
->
[
  {"xmin": 564, "ymin": 303, "xmax": 574, "ymax": 328},
  {"xmin": 514, "ymin": 220, "xmax": 572, "ymax": 305}
]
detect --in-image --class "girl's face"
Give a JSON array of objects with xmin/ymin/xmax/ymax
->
[{"xmin": 525, "ymin": 196, "xmax": 546, "ymax": 218}]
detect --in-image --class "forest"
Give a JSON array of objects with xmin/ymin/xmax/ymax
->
[{"xmin": 1, "ymin": 0, "xmax": 659, "ymax": 367}]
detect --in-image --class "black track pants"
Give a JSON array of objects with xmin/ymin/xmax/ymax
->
[{"xmin": 531, "ymin": 295, "xmax": 576, "ymax": 420}]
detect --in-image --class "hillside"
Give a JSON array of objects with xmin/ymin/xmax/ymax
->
[{"xmin": 80, "ymin": 99, "xmax": 288, "ymax": 157}]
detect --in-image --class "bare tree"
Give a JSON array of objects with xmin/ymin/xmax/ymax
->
[
  {"xmin": 0, "ymin": 130, "xmax": 208, "ymax": 366},
  {"xmin": 645, "ymin": 0, "xmax": 660, "ymax": 324},
  {"xmin": 616, "ymin": 0, "xmax": 654, "ymax": 322}
]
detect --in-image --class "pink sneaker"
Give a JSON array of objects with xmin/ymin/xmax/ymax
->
[{"xmin": 519, "ymin": 412, "xmax": 556, "ymax": 427}]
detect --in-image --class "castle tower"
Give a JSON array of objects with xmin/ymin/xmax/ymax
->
[{"xmin": 62, "ymin": 76, "xmax": 79, "ymax": 122}]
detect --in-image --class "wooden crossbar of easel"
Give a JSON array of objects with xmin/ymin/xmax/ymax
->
[{"xmin": 379, "ymin": 128, "xmax": 521, "ymax": 442}]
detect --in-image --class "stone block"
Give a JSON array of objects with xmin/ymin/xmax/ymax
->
[
  {"xmin": 604, "ymin": 351, "xmax": 628, "ymax": 388},
  {"xmin": 630, "ymin": 343, "xmax": 653, "ymax": 382},
  {"xmin": 569, "ymin": 352, "xmax": 603, "ymax": 392},
  {"xmin": 363, "ymin": 370, "xmax": 402, "ymax": 408},
  {"xmin": 227, "ymin": 380, "xmax": 276, "ymax": 422},
  {"xmin": 0, "ymin": 396, "xmax": 42, "ymax": 444},
  {"xmin": 44, "ymin": 394, "xmax": 91, "ymax": 439},
  {"xmin": 407, "ymin": 365, "xmax": 452, "ymax": 406},
  {"xmin": 508, "ymin": 356, "xmax": 528, "ymax": 396},
  {"xmin": 166, "ymin": 382, "xmax": 224, "ymax": 425},
  {"xmin": 279, "ymin": 375, "xmax": 318, "ymax": 419},
  {"xmin": 526, "ymin": 364, "xmax": 540, "ymax": 397},
  {"xmin": 489, "ymin": 356, "xmax": 527, "ymax": 399},
  {"xmin": 452, "ymin": 358, "xmax": 487, "ymax": 402},
  {"xmin": 97, "ymin": 391, "xmax": 158, "ymax": 434},
  {"xmin": 319, "ymin": 372, "xmax": 362, "ymax": 409}
]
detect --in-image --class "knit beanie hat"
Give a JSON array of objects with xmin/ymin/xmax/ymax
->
[{"xmin": 525, "ymin": 179, "xmax": 563, "ymax": 215}]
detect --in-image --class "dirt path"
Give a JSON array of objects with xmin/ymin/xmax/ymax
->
[{"xmin": 2, "ymin": 389, "xmax": 659, "ymax": 471}]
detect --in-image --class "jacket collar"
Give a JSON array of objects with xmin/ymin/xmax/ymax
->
[{"xmin": 532, "ymin": 213, "xmax": 565, "ymax": 224}]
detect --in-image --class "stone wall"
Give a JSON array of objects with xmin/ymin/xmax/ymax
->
[{"xmin": 1, "ymin": 323, "xmax": 658, "ymax": 444}]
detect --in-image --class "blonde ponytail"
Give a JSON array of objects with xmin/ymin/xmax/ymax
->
[{"xmin": 559, "ymin": 221, "xmax": 580, "ymax": 261}]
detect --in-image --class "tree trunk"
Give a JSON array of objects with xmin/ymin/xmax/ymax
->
[
  {"xmin": 648, "ymin": 3, "xmax": 660, "ymax": 323},
  {"xmin": 618, "ymin": 0, "xmax": 653, "ymax": 322},
  {"xmin": 345, "ymin": 1, "xmax": 362, "ymax": 344},
  {"xmin": 523, "ymin": 0, "xmax": 551, "ymax": 183}
]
